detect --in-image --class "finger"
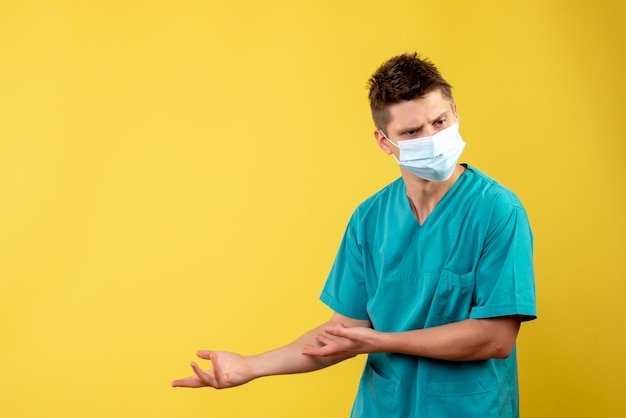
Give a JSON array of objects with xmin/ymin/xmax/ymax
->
[
  {"xmin": 209, "ymin": 353, "xmax": 227, "ymax": 388},
  {"xmin": 325, "ymin": 325, "xmax": 350, "ymax": 337},
  {"xmin": 196, "ymin": 350, "xmax": 213, "ymax": 360},
  {"xmin": 302, "ymin": 344, "xmax": 327, "ymax": 357},
  {"xmin": 302, "ymin": 342, "xmax": 340, "ymax": 357},
  {"xmin": 316, "ymin": 333, "xmax": 336, "ymax": 345},
  {"xmin": 190, "ymin": 361, "xmax": 216, "ymax": 387},
  {"xmin": 171, "ymin": 375, "xmax": 203, "ymax": 388}
]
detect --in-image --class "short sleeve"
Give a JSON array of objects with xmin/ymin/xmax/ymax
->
[
  {"xmin": 320, "ymin": 211, "xmax": 370, "ymax": 320},
  {"xmin": 469, "ymin": 193, "xmax": 537, "ymax": 321}
]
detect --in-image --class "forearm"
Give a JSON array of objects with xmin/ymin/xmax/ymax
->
[
  {"xmin": 172, "ymin": 313, "xmax": 369, "ymax": 389},
  {"xmin": 378, "ymin": 317, "xmax": 521, "ymax": 361},
  {"xmin": 249, "ymin": 322, "xmax": 354, "ymax": 378}
]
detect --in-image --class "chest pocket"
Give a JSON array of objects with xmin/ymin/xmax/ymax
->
[{"xmin": 430, "ymin": 269, "xmax": 475, "ymax": 325}]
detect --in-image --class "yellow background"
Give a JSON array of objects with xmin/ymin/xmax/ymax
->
[{"xmin": 1, "ymin": 0, "xmax": 625, "ymax": 417}]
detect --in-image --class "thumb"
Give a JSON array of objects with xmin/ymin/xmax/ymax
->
[{"xmin": 196, "ymin": 350, "xmax": 214, "ymax": 360}]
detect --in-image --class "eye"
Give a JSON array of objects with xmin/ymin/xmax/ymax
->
[
  {"xmin": 433, "ymin": 119, "xmax": 445, "ymax": 127},
  {"xmin": 405, "ymin": 128, "xmax": 421, "ymax": 138}
]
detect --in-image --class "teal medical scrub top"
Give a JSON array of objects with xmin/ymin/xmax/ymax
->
[{"xmin": 320, "ymin": 164, "xmax": 536, "ymax": 418}]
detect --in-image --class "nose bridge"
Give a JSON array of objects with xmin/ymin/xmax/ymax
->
[{"xmin": 421, "ymin": 124, "xmax": 437, "ymax": 138}]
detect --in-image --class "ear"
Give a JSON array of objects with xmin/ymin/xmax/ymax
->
[{"xmin": 374, "ymin": 129, "xmax": 394, "ymax": 155}]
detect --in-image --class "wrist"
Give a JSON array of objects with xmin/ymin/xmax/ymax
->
[
  {"xmin": 374, "ymin": 330, "xmax": 409, "ymax": 355},
  {"xmin": 246, "ymin": 354, "xmax": 268, "ymax": 379},
  {"xmin": 373, "ymin": 330, "xmax": 393, "ymax": 353}
]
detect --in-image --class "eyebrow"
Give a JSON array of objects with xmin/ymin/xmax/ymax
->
[{"xmin": 398, "ymin": 109, "xmax": 450, "ymax": 135}]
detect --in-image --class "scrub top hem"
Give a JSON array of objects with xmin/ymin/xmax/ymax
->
[{"xmin": 320, "ymin": 291, "xmax": 369, "ymax": 321}]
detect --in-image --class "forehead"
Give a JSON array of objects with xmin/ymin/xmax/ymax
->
[{"xmin": 386, "ymin": 90, "xmax": 453, "ymax": 131}]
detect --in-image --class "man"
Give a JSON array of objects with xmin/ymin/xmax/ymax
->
[{"xmin": 172, "ymin": 52, "xmax": 537, "ymax": 418}]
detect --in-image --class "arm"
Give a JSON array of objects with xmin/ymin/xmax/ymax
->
[
  {"xmin": 171, "ymin": 312, "xmax": 371, "ymax": 389},
  {"xmin": 302, "ymin": 316, "xmax": 521, "ymax": 361},
  {"xmin": 304, "ymin": 194, "xmax": 533, "ymax": 362}
]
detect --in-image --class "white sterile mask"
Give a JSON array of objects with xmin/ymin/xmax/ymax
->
[{"xmin": 382, "ymin": 122, "xmax": 466, "ymax": 182}]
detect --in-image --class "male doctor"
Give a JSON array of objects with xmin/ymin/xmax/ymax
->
[{"xmin": 172, "ymin": 52, "xmax": 537, "ymax": 418}]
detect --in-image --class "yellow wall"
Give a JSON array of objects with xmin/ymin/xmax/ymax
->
[{"xmin": 1, "ymin": 1, "xmax": 624, "ymax": 417}]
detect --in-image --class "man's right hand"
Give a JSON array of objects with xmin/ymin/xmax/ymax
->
[{"xmin": 171, "ymin": 350, "xmax": 255, "ymax": 389}]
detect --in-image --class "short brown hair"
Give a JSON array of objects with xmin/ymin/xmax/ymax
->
[{"xmin": 368, "ymin": 53, "xmax": 454, "ymax": 131}]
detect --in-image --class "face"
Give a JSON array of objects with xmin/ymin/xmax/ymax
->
[{"xmin": 374, "ymin": 89, "xmax": 458, "ymax": 157}]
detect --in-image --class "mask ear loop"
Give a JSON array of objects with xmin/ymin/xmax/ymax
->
[
  {"xmin": 379, "ymin": 129, "xmax": 399, "ymax": 148},
  {"xmin": 379, "ymin": 129, "xmax": 401, "ymax": 163}
]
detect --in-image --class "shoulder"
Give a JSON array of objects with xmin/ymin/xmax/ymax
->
[
  {"xmin": 352, "ymin": 177, "xmax": 404, "ymax": 217},
  {"xmin": 463, "ymin": 164, "xmax": 530, "ymax": 227},
  {"xmin": 465, "ymin": 164, "xmax": 524, "ymax": 206},
  {"xmin": 340, "ymin": 177, "xmax": 407, "ymax": 239}
]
